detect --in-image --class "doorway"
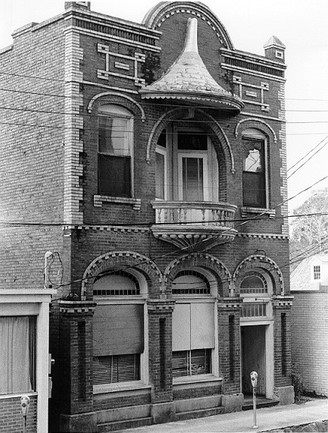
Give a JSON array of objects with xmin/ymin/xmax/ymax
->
[{"xmin": 241, "ymin": 325, "xmax": 266, "ymax": 396}]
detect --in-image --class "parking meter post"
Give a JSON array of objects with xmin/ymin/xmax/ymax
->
[
  {"xmin": 252, "ymin": 386, "xmax": 257, "ymax": 429},
  {"xmin": 250, "ymin": 371, "xmax": 258, "ymax": 429}
]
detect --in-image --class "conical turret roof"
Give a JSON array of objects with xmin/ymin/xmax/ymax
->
[{"xmin": 140, "ymin": 18, "xmax": 243, "ymax": 112}]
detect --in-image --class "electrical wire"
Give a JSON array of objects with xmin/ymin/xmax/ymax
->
[
  {"xmin": 287, "ymin": 138, "xmax": 328, "ymax": 179},
  {"xmin": 45, "ymin": 175, "xmax": 328, "ymax": 291},
  {"xmin": 287, "ymin": 136, "xmax": 328, "ymax": 173}
]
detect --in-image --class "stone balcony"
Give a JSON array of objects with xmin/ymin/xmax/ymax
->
[{"xmin": 151, "ymin": 201, "xmax": 237, "ymax": 250}]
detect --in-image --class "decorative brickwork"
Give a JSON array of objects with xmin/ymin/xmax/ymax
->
[
  {"xmin": 233, "ymin": 254, "xmax": 285, "ymax": 296},
  {"xmin": 164, "ymin": 252, "xmax": 231, "ymax": 297},
  {"xmin": 81, "ymin": 251, "xmax": 162, "ymax": 300}
]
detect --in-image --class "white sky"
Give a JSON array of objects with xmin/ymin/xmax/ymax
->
[{"xmin": 1, "ymin": 0, "xmax": 328, "ymax": 212}]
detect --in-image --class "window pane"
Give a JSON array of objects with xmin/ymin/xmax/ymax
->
[
  {"xmin": 156, "ymin": 152, "xmax": 165, "ymax": 199},
  {"xmin": 243, "ymin": 139, "xmax": 266, "ymax": 208},
  {"xmin": 172, "ymin": 351, "xmax": 189, "ymax": 378},
  {"xmin": 182, "ymin": 158, "xmax": 204, "ymax": 201},
  {"xmin": 93, "ymin": 354, "xmax": 140, "ymax": 385},
  {"xmin": 99, "ymin": 117, "xmax": 130, "ymax": 155},
  {"xmin": 172, "ymin": 349, "xmax": 211, "ymax": 378},
  {"xmin": 98, "ymin": 154, "xmax": 131, "ymax": 197},
  {"xmin": 243, "ymin": 172, "xmax": 265, "ymax": 207},
  {"xmin": 313, "ymin": 265, "xmax": 321, "ymax": 280},
  {"xmin": 244, "ymin": 149, "xmax": 262, "ymax": 172},
  {"xmin": 0, "ymin": 316, "xmax": 36, "ymax": 394},
  {"xmin": 191, "ymin": 349, "xmax": 211, "ymax": 375},
  {"xmin": 178, "ymin": 132, "xmax": 207, "ymax": 150}
]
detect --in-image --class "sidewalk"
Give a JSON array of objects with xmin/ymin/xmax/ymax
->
[{"xmin": 119, "ymin": 399, "xmax": 328, "ymax": 432}]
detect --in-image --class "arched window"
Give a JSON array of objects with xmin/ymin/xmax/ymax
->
[
  {"xmin": 98, "ymin": 105, "xmax": 133, "ymax": 197},
  {"xmin": 242, "ymin": 128, "xmax": 268, "ymax": 208},
  {"xmin": 155, "ymin": 125, "xmax": 219, "ymax": 202},
  {"xmin": 240, "ymin": 270, "xmax": 273, "ymax": 319},
  {"xmin": 240, "ymin": 272, "xmax": 268, "ymax": 294},
  {"xmin": 93, "ymin": 271, "xmax": 147, "ymax": 388}
]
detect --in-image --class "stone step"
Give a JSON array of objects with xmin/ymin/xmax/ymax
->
[
  {"xmin": 176, "ymin": 406, "xmax": 224, "ymax": 421},
  {"xmin": 242, "ymin": 398, "xmax": 279, "ymax": 411},
  {"xmin": 98, "ymin": 416, "xmax": 152, "ymax": 432}
]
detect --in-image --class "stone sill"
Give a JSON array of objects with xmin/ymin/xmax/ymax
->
[
  {"xmin": 93, "ymin": 382, "xmax": 151, "ymax": 396},
  {"xmin": 241, "ymin": 206, "xmax": 275, "ymax": 218},
  {"xmin": 93, "ymin": 195, "xmax": 141, "ymax": 210},
  {"xmin": 173, "ymin": 375, "xmax": 223, "ymax": 390}
]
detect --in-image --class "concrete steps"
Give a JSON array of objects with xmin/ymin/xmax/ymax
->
[
  {"xmin": 176, "ymin": 406, "xmax": 224, "ymax": 421},
  {"xmin": 242, "ymin": 397, "xmax": 279, "ymax": 411},
  {"xmin": 96, "ymin": 394, "xmax": 224, "ymax": 431}
]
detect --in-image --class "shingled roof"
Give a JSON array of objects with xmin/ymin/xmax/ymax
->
[{"xmin": 140, "ymin": 18, "xmax": 243, "ymax": 111}]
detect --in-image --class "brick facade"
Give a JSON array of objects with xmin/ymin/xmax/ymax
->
[
  {"xmin": 291, "ymin": 289, "xmax": 328, "ymax": 396},
  {"xmin": 0, "ymin": 2, "xmax": 293, "ymax": 432}
]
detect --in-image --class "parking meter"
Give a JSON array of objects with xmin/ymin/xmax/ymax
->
[
  {"xmin": 250, "ymin": 371, "xmax": 258, "ymax": 429},
  {"xmin": 20, "ymin": 396, "xmax": 30, "ymax": 417},
  {"xmin": 250, "ymin": 371, "xmax": 258, "ymax": 389}
]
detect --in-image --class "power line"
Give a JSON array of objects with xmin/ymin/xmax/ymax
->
[
  {"xmin": 287, "ymin": 136, "xmax": 328, "ymax": 173},
  {"xmin": 46, "ymin": 175, "xmax": 328, "ymax": 290},
  {"xmin": 287, "ymin": 138, "xmax": 328, "ymax": 179}
]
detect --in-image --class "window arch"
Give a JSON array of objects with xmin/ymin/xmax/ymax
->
[
  {"xmin": 242, "ymin": 128, "xmax": 268, "ymax": 209},
  {"xmin": 98, "ymin": 104, "xmax": 134, "ymax": 197}
]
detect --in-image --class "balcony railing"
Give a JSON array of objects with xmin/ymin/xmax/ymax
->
[{"xmin": 151, "ymin": 201, "xmax": 237, "ymax": 250}]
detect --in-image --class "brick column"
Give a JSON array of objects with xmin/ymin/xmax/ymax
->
[
  {"xmin": 57, "ymin": 300, "xmax": 97, "ymax": 433},
  {"xmin": 217, "ymin": 298, "xmax": 242, "ymax": 395},
  {"xmin": 147, "ymin": 299, "xmax": 176, "ymax": 424},
  {"xmin": 272, "ymin": 296, "xmax": 294, "ymax": 404}
]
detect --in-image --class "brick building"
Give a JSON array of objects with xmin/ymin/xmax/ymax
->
[
  {"xmin": 0, "ymin": 2, "xmax": 294, "ymax": 432},
  {"xmin": 290, "ymin": 254, "xmax": 328, "ymax": 397}
]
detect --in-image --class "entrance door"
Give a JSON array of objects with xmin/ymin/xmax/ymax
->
[{"xmin": 241, "ymin": 326, "xmax": 266, "ymax": 396}]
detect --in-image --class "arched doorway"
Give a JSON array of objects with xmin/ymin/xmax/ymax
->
[{"xmin": 239, "ymin": 271, "xmax": 274, "ymax": 398}]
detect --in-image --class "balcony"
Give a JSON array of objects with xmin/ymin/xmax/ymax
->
[{"xmin": 151, "ymin": 201, "xmax": 237, "ymax": 250}]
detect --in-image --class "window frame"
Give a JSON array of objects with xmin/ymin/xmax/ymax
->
[
  {"xmin": 97, "ymin": 105, "xmax": 134, "ymax": 199},
  {"xmin": 242, "ymin": 129, "xmax": 269, "ymax": 210},
  {"xmin": 155, "ymin": 125, "xmax": 219, "ymax": 202},
  {"xmin": 171, "ymin": 268, "xmax": 219, "ymax": 384},
  {"xmin": 313, "ymin": 265, "xmax": 321, "ymax": 281},
  {"xmin": 0, "ymin": 289, "xmax": 54, "ymax": 433},
  {"xmin": 92, "ymin": 270, "xmax": 149, "ymax": 394}
]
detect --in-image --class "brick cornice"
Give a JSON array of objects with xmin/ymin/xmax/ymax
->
[
  {"xmin": 59, "ymin": 300, "xmax": 96, "ymax": 314},
  {"xmin": 272, "ymin": 296, "xmax": 293, "ymax": 309},
  {"xmin": 217, "ymin": 297, "xmax": 243, "ymax": 310},
  {"xmin": 147, "ymin": 299, "xmax": 175, "ymax": 313}
]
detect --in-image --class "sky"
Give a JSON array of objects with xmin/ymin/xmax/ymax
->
[{"xmin": 1, "ymin": 0, "xmax": 328, "ymax": 212}]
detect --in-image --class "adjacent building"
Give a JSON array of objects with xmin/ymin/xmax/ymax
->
[
  {"xmin": 291, "ymin": 254, "xmax": 328, "ymax": 397},
  {"xmin": 0, "ymin": 2, "xmax": 294, "ymax": 431}
]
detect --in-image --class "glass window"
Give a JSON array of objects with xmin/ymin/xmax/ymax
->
[
  {"xmin": 313, "ymin": 265, "xmax": 321, "ymax": 280},
  {"xmin": 93, "ymin": 354, "xmax": 140, "ymax": 385},
  {"xmin": 243, "ymin": 138, "xmax": 266, "ymax": 208},
  {"xmin": 155, "ymin": 126, "xmax": 218, "ymax": 202},
  {"xmin": 0, "ymin": 316, "xmax": 36, "ymax": 394},
  {"xmin": 93, "ymin": 272, "xmax": 145, "ymax": 386},
  {"xmin": 172, "ymin": 349, "xmax": 211, "ymax": 378},
  {"xmin": 98, "ymin": 105, "xmax": 133, "ymax": 197}
]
